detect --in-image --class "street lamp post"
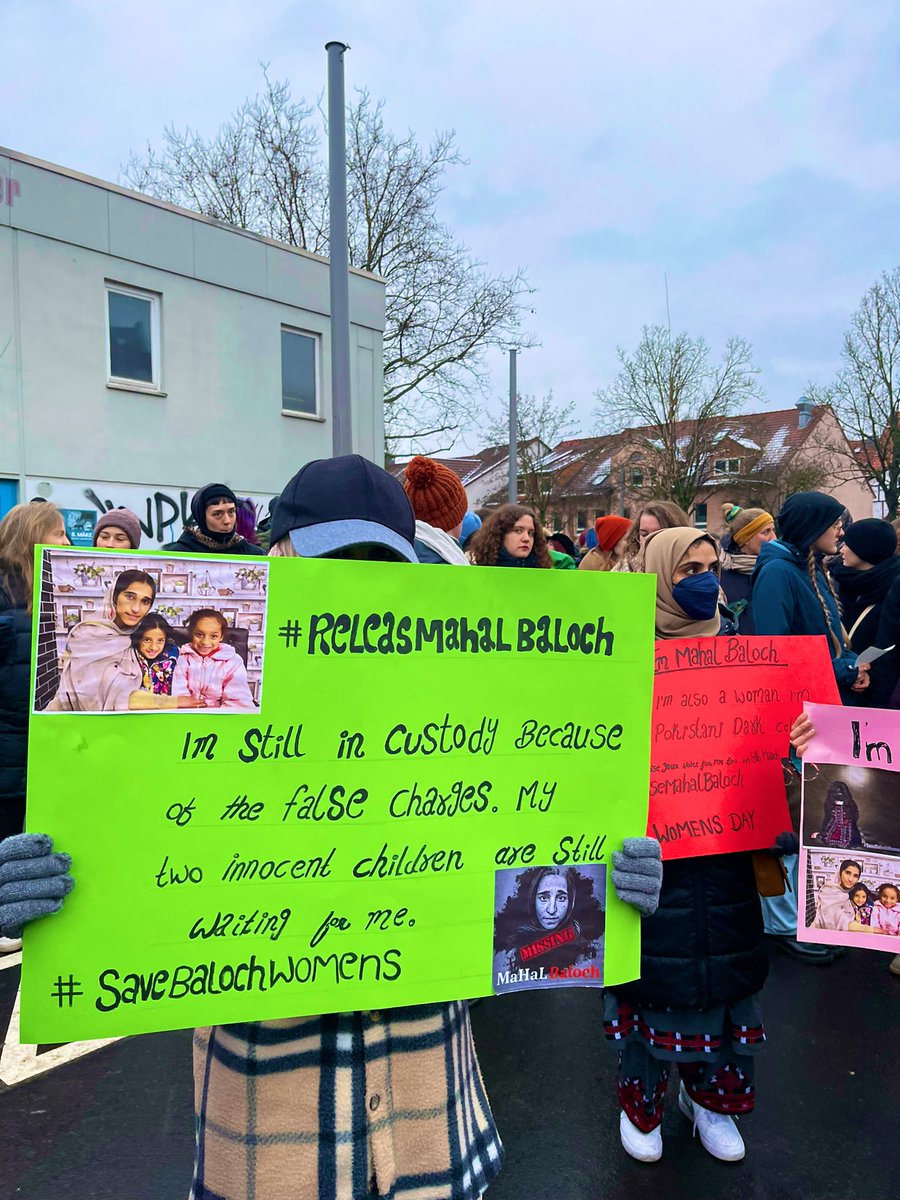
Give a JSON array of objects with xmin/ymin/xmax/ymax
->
[
  {"xmin": 326, "ymin": 40, "xmax": 352, "ymax": 458},
  {"xmin": 507, "ymin": 347, "xmax": 518, "ymax": 504}
]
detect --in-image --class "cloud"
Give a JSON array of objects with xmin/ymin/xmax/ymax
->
[{"xmin": 4, "ymin": 0, "xmax": 900, "ymax": 449}]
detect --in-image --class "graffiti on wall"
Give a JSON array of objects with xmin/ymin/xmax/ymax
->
[{"xmin": 27, "ymin": 480, "xmax": 275, "ymax": 546}]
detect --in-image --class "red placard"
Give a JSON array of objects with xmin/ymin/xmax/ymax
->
[{"xmin": 649, "ymin": 635, "xmax": 840, "ymax": 859}]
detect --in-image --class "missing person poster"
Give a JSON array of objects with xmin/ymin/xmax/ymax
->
[
  {"xmin": 799, "ymin": 703, "xmax": 900, "ymax": 952},
  {"xmin": 22, "ymin": 549, "xmax": 655, "ymax": 1040},
  {"xmin": 649, "ymin": 636, "xmax": 839, "ymax": 859}
]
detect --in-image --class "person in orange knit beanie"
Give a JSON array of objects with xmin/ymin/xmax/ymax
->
[
  {"xmin": 579, "ymin": 515, "xmax": 632, "ymax": 572},
  {"xmin": 402, "ymin": 457, "xmax": 470, "ymax": 565}
]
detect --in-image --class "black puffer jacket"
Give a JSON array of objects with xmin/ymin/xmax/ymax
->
[
  {"xmin": 620, "ymin": 850, "xmax": 768, "ymax": 1009},
  {"xmin": 621, "ymin": 620, "xmax": 769, "ymax": 1010},
  {"xmin": 0, "ymin": 582, "xmax": 32, "ymax": 806}
]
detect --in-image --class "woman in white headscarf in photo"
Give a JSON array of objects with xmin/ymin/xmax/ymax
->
[{"xmin": 46, "ymin": 569, "xmax": 157, "ymax": 712}]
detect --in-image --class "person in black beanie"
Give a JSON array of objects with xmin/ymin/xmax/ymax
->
[
  {"xmin": 835, "ymin": 518, "xmax": 900, "ymax": 707},
  {"xmin": 164, "ymin": 484, "xmax": 265, "ymax": 555},
  {"xmin": 752, "ymin": 492, "xmax": 867, "ymax": 700}
]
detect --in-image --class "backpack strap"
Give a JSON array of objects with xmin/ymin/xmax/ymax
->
[{"xmin": 847, "ymin": 605, "xmax": 875, "ymax": 644}]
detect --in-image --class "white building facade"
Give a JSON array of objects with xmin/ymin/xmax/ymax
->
[{"xmin": 0, "ymin": 147, "xmax": 385, "ymax": 543}]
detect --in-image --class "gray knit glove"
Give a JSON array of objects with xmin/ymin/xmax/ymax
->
[
  {"xmin": 611, "ymin": 836, "xmax": 663, "ymax": 916},
  {"xmin": 0, "ymin": 834, "xmax": 73, "ymax": 938},
  {"xmin": 771, "ymin": 831, "xmax": 799, "ymax": 858}
]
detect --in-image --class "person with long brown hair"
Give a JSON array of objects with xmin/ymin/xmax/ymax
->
[
  {"xmin": 468, "ymin": 504, "xmax": 552, "ymax": 569},
  {"xmin": 616, "ymin": 500, "xmax": 691, "ymax": 571},
  {"xmin": 0, "ymin": 503, "xmax": 69, "ymax": 936}
]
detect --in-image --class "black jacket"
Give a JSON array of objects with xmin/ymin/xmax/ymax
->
[
  {"xmin": 620, "ymin": 851, "xmax": 768, "ymax": 1009},
  {"xmin": 0, "ymin": 582, "xmax": 32, "ymax": 804},
  {"xmin": 622, "ymin": 622, "xmax": 768, "ymax": 1010},
  {"xmin": 833, "ymin": 558, "xmax": 900, "ymax": 706},
  {"xmin": 163, "ymin": 529, "xmax": 265, "ymax": 556}
]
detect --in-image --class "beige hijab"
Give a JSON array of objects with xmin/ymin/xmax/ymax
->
[{"xmin": 636, "ymin": 527, "xmax": 721, "ymax": 639}]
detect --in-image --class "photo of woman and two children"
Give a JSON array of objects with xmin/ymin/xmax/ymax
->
[
  {"xmin": 34, "ymin": 551, "xmax": 267, "ymax": 714},
  {"xmin": 802, "ymin": 764, "xmax": 900, "ymax": 944}
]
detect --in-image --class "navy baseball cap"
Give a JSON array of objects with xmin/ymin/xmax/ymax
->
[{"xmin": 270, "ymin": 455, "xmax": 417, "ymax": 563}]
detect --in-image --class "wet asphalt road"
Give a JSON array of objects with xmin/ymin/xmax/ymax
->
[{"xmin": 1, "ymin": 945, "xmax": 896, "ymax": 1200}]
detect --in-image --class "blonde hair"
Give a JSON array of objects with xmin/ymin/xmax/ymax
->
[
  {"xmin": 268, "ymin": 536, "xmax": 295, "ymax": 557},
  {"xmin": 0, "ymin": 503, "xmax": 64, "ymax": 610},
  {"xmin": 721, "ymin": 502, "xmax": 774, "ymax": 548}
]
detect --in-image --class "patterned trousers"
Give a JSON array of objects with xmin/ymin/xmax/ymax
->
[{"xmin": 617, "ymin": 1041, "xmax": 756, "ymax": 1134}]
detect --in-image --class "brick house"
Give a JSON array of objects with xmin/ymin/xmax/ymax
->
[{"xmin": 391, "ymin": 401, "xmax": 874, "ymax": 538}]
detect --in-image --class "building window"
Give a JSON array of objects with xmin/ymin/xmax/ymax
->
[
  {"xmin": 576, "ymin": 510, "xmax": 588, "ymax": 529},
  {"xmin": 714, "ymin": 458, "xmax": 741, "ymax": 476},
  {"xmin": 106, "ymin": 284, "xmax": 160, "ymax": 389},
  {"xmin": 631, "ymin": 469, "xmax": 644, "ymax": 487},
  {"xmin": 693, "ymin": 503, "xmax": 708, "ymax": 529},
  {"xmin": 281, "ymin": 327, "xmax": 319, "ymax": 416}
]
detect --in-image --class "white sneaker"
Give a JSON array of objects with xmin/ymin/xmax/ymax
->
[
  {"xmin": 0, "ymin": 936, "xmax": 23, "ymax": 954},
  {"xmin": 619, "ymin": 1109, "xmax": 662, "ymax": 1162},
  {"xmin": 678, "ymin": 1082, "xmax": 745, "ymax": 1161}
]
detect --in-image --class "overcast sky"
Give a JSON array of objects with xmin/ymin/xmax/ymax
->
[{"xmin": 6, "ymin": 0, "xmax": 899, "ymax": 450}]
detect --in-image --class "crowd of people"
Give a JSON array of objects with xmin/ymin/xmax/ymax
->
[{"xmin": 0, "ymin": 454, "xmax": 898, "ymax": 1197}]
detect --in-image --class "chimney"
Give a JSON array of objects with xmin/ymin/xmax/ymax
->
[{"xmin": 796, "ymin": 397, "xmax": 815, "ymax": 429}]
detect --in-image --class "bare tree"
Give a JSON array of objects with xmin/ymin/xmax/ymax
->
[
  {"xmin": 487, "ymin": 390, "xmax": 576, "ymax": 524},
  {"xmin": 593, "ymin": 325, "xmax": 761, "ymax": 512},
  {"xmin": 124, "ymin": 72, "xmax": 532, "ymax": 454},
  {"xmin": 740, "ymin": 458, "xmax": 829, "ymax": 515},
  {"xmin": 808, "ymin": 268, "xmax": 900, "ymax": 518}
]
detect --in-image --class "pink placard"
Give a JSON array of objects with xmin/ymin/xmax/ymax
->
[
  {"xmin": 799, "ymin": 703, "xmax": 900, "ymax": 952},
  {"xmin": 804, "ymin": 702, "xmax": 900, "ymax": 771}
]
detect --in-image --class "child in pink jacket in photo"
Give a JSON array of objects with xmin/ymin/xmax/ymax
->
[
  {"xmin": 171, "ymin": 609, "xmax": 255, "ymax": 711},
  {"xmin": 870, "ymin": 883, "xmax": 900, "ymax": 936}
]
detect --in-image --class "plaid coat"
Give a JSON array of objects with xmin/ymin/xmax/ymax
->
[{"xmin": 191, "ymin": 1001, "xmax": 502, "ymax": 1200}]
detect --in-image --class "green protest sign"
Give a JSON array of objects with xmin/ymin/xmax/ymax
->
[{"xmin": 22, "ymin": 549, "xmax": 655, "ymax": 1040}]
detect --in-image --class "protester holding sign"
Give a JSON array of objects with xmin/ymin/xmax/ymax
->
[
  {"xmin": 752, "ymin": 492, "xmax": 867, "ymax": 964},
  {"xmin": 181, "ymin": 454, "xmax": 661, "ymax": 1200},
  {"xmin": 606, "ymin": 526, "xmax": 772, "ymax": 1166}
]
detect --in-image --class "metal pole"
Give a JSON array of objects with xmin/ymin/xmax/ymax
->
[
  {"xmin": 507, "ymin": 348, "xmax": 518, "ymax": 503},
  {"xmin": 326, "ymin": 41, "xmax": 353, "ymax": 457}
]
